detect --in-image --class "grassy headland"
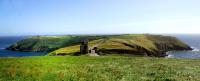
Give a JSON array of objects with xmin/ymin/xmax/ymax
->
[
  {"xmin": 6, "ymin": 35, "xmax": 103, "ymax": 52},
  {"xmin": 0, "ymin": 56, "xmax": 199, "ymax": 81},
  {"xmin": 7, "ymin": 34, "xmax": 192, "ymax": 57}
]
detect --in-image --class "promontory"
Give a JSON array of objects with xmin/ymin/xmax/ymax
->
[{"xmin": 7, "ymin": 34, "xmax": 192, "ymax": 57}]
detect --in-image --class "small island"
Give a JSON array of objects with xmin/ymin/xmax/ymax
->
[{"xmin": 7, "ymin": 34, "xmax": 192, "ymax": 57}]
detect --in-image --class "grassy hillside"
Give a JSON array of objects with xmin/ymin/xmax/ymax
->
[
  {"xmin": 7, "ymin": 35, "xmax": 103, "ymax": 52},
  {"xmin": 7, "ymin": 34, "xmax": 191, "ymax": 57},
  {"xmin": 49, "ymin": 34, "xmax": 191, "ymax": 56},
  {"xmin": 0, "ymin": 56, "xmax": 199, "ymax": 81}
]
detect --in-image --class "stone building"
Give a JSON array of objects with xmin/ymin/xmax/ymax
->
[
  {"xmin": 80, "ymin": 39, "xmax": 89, "ymax": 54},
  {"xmin": 80, "ymin": 38, "xmax": 99, "ymax": 56}
]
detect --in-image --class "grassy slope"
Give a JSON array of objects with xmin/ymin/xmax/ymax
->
[
  {"xmin": 8, "ymin": 35, "xmax": 103, "ymax": 52},
  {"xmin": 0, "ymin": 56, "xmax": 199, "ymax": 81},
  {"xmin": 48, "ymin": 39, "xmax": 105, "ymax": 55},
  {"xmin": 49, "ymin": 34, "xmax": 190, "ymax": 56},
  {"xmin": 8, "ymin": 36, "xmax": 73, "ymax": 51},
  {"xmin": 7, "ymin": 34, "xmax": 191, "ymax": 56}
]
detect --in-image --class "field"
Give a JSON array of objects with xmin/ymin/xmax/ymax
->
[{"xmin": 0, "ymin": 56, "xmax": 199, "ymax": 81}]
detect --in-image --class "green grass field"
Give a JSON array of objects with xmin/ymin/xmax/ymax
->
[{"xmin": 0, "ymin": 56, "xmax": 199, "ymax": 81}]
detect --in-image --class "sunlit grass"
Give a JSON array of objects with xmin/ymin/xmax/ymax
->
[
  {"xmin": 48, "ymin": 45, "xmax": 80, "ymax": 56},
  {"xmin": 0, "ymin": 56, "xmax": 199, "ymax": 81},
  {"xmin": 49, "ymin": 34, "xmax": 190, "ymax": 56}
]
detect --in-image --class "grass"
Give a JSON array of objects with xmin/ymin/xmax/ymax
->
[
  {"xmin": 10, "ymin": 36, "xmax": 74, "ymax": 51},
  {"xmin": 8, "ymin": 34, "xmax": 191, "ymax": 56},
  {"xmin": 48, "ymin": 39, "xmax": 105, "ymax": 56},
  {"xmin": 9, "ymin": 35, "xmax": 104, "ymax": 52},
  {"xmin": 0, "ymin": 56, "xmax": 199, "ymax": 81},
  {"xmin": 48, "ymin": 45, "xmax": 80, "ymax": 56},
  {"xmin": 48, "ymin": 34, "xmax": 191, "ymax": 56}
]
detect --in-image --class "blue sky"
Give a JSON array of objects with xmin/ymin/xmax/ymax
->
[{"xmin": 0, "ymin": 0, "xmax": 200, "ymax": 36}]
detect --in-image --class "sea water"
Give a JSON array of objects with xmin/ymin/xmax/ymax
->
[{"xmin": 166, "ymin": 34, "xmax": 200, "ymax": 58}]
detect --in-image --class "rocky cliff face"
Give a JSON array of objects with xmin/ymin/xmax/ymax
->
[
  {"xmin": 7, "ymin": 34, "xmax": 192, "ymax": 57},
  {"xmin": 145, "ymin": 35, "xmax": 192, "ymax": 57}
]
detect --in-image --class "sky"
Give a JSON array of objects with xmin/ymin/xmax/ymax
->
[{"xmin": 0, "ymin": 0, "xmax": 200, "ymax": 36}]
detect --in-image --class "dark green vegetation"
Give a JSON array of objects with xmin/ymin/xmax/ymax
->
[
  {"xmin": 7, "ymin": 34, "xmax": 192, "ymax": 57},
  {"xmin": 0, "ymin": 56, "xmax": 199, "ymax": 81},
  {"xmin": 7, "ymin": 35, "xmax": 102, "ymax": 52}
]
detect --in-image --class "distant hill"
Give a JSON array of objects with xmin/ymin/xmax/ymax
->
[
  {"xmin": 6, "ymin": 35, "xmax": 103, "ymax": 52},
  {"xmin": 7, "ymin": 34, "xmax": 192, "ymax": 57}
]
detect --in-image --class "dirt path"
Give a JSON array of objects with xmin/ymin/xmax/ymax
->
[{"xmin": 89, "ymin": 38, "xmax": 107, "ymax": 56}]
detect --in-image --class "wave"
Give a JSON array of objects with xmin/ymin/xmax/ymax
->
[
  {"xmin": 0, "ymin": 48, "xmax": 5, "ymax": 50},
  {"xmin": 165, "ymin": 51, "xmax": 173, "ymax": 58},
  {"xmin": 166, "ymin": 54, "xmax": 174, "ymax": 58},
  {"xmin": 191, "ymin": 47, "xmax": 200, "ymax": 52}
]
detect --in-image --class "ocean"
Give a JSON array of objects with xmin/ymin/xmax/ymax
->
[
  {"xmin": 0, "ymin": 35, "xmax": 200, "ymax": 58},
  {"xmin": 166, "ymin": 34, "xmax": 200, "ymax": 58}
]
